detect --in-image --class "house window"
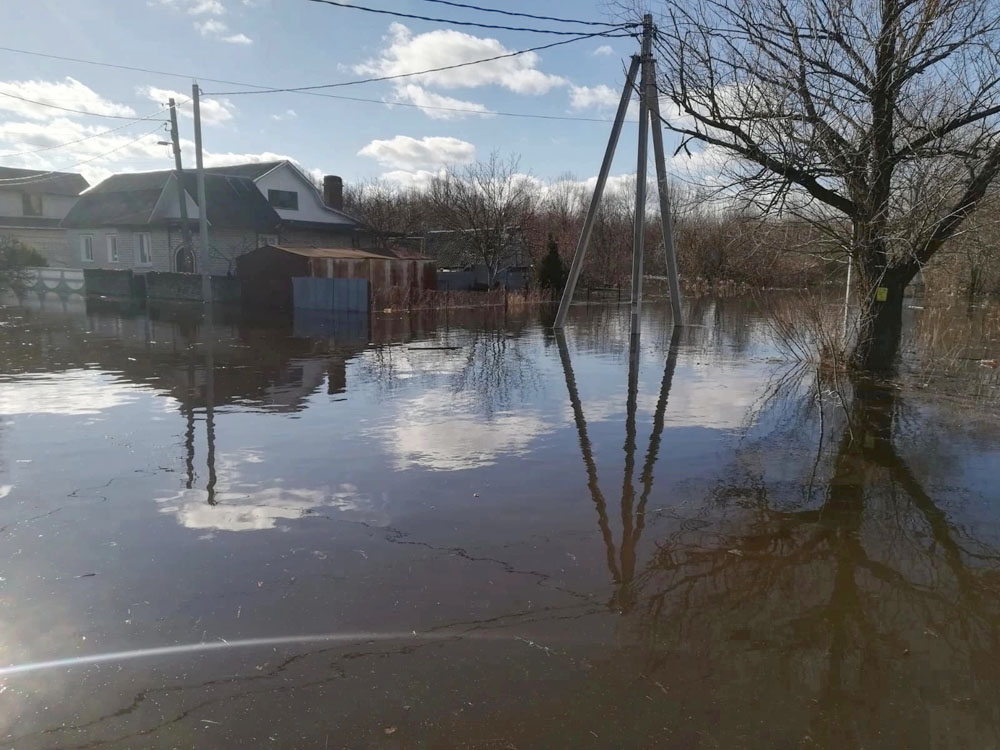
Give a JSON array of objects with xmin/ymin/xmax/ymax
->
[
  {"xmin": 135, "ymin": 232, "xmax": 152, "ymax": 266},
  {"xmin": 257, "ymin": 233, "xmax": 278, "ymax": 248},
  {"xmin": 22, "ymin": 193, "xmax": 43, "ymax": 217},
  {"xmin": 80, "ymin": 235, "xmax": 94, "ymax": 262},
  {"xmin": 107, "ymin": 234, "xmax": 119, "ymax": 263},
  {"xmin": 268, "ymin": 189, "xmax": 298, "ymax": 211}
]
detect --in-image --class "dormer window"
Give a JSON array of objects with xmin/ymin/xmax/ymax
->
[
  {"xmin": 268, "ymin": 189, "xmax": 298, "ymax": 211},
  {"xmin": 22, "ymin": 193, "xmax": 42, "ymax": 217}
]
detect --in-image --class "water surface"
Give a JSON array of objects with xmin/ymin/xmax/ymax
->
[{"xmin": 1, "ymin": 296, "xmax": 998, "ymax": 748}]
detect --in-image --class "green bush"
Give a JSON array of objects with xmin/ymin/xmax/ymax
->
[
  {"xmin": 537, "ymin": 235, "xmax": 566, "ymax": 293},
  {"xmin": 0, "ymin": 235, "xmax": 47, "ymax": 292}
]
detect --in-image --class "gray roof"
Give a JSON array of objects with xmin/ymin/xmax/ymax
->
[
  {"xmin": 0, "ymin": 167, "xmax": 88, "ymax": 196},
  {"xmin": 62, "ymin": 170, "xmax": 280, "ymax": 230},
  {"xmin": 202, "ymin": 161, "xmax": 284, "ymax": 180}
]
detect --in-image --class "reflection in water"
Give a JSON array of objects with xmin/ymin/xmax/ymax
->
[
  {"xmin": 2, "ymin": 297, "xmax": 999, "ymax": 747},
  {"xmin": 557, "ymin": 325, "xmax": 682, "ymax": 612},
  {"xmin": 613, "ymin": 377, "xmax": 1000, "ymax": 747}
]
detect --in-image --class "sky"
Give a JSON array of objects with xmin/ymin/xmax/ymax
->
[{"xmin": 0, "ymin": 0, "xmax": 710, "ymax": 191}]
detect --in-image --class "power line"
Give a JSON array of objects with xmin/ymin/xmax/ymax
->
[
  {"xmin": 0, "ymin": 44, "xmax": 633, "ymax": 125},
  {"xmin": 415, "ymin": 0, "xmax": 621, "ymax": 28},
  {"xmin": 0, "ymin": 101, "xmax": 181, "ymax": 159},
  {"xmin": 0, "ymin": 124, "xmax": 166, "ymax": 184},
  {"xmin": 204, "ymin": 30, "xmax": 633, "ymax": 96},
  {"xmin": 305, "ymin": 0, "xmax": 636, "ymax": 36},
  {"xmin": 0, "ymin": 90, "xmax": 153, "ymax": 120},
  {"xmin": 304, "ymin": 91, "xmax": 620, "ymax": 122},
  {"xmin": 0, "ymin": 45, "xmax": 260, "ymax": 89}
]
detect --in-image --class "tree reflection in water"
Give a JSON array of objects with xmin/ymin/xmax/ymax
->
[{"xmin": 557, "ymin": 331, "xmax": 1000, "ymax": 747}]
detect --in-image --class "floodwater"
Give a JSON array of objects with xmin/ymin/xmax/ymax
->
[{"xmin": 1, "ymin": 294, "xmax": 999, "ymax": 748}]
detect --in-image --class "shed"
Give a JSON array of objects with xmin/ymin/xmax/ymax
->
[{"xmin": 236, "ymin": 244, "xmax": 436, "ymax": 309}]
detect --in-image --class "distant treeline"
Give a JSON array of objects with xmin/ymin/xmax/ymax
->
[{"xmin": 343, "ymin": 153, "xmax": 999, "ymax": 298}]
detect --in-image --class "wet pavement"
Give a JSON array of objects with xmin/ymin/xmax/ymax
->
[{"xmin": 0, "ymin": 295, "xmax": 999, "ymax": 748}]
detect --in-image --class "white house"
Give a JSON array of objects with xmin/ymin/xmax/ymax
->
[
  {"xmin": 202, "ymin": 161, "xmax": 357, "ymax": 247},
  {"xmin": 59, "ymin": 161, "xmax": 360, "ymax": 275},
  {"xmin": 0, "ymin": 168, "xmax": 88, "ymax": 261}
]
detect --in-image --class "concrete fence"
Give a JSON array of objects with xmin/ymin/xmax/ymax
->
[
  {"xmin": 21, "ymin": 267, "xmax": 85, "ymax": 295},
  {"xmin": 144, "ymin": 272, "xmax": 241, "ymax": 303},
  {"xmin": 83, "ymin": 268, "xmax": 136, "ymax": 298}
]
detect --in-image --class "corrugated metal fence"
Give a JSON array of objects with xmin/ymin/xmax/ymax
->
[{"xmin": 292, "ymin": 277, "xmax": 369, "ymax": 312}]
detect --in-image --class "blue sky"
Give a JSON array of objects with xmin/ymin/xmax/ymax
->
[{"xmin": 0, "ymin": 0, "xmax": 701, "ymax": 190}]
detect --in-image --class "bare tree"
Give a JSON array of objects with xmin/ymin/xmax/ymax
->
[
  {"xmin": 428, "ymin": 152, "xmax": 537, "ymax": 286},
  {"xmin": 644, "ymin": 0, "xmax": 1000, "ymax": 370},
  {"xmin": 343, "ymin": 178, "xmax": 426, "ymax": 250}
]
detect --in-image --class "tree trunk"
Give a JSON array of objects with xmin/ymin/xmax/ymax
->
[{"xmin": 849, "ymin": 270, "xmax": 908, "ymax": 372}]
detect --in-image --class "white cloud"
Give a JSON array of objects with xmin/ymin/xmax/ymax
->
[
  {"xmin": 392, "ymin": 84, "xmax": 489, "ymax": 120},
  {"xmin": 140, "ymin": 86, "xmax": 235, "ymax": 125},
  {"xmin": 222, "ymin": 32, "xmax": 253, "ymax": 45},
  {"xmin": 0, "ymin": 77, "xmax": 136, "ymax": 121},
  {"xmin": 188, "ymin": 0, "xmax": 224, "ymax": 13},
  {"xmin": 196, "ymin": 18, "xmax": 227, "ymax": 35},
  {"xmin": 200, "ymin": 149, "xmax": 293, "ymax": 167},
  {"xmin": 358, "ymin": 135, "xmax": 475, "ymax": 170},
  {"xmin": 379, "ymin": 169, "xmax": 445, "ymax": 190},
  {"xmin": 158, "ymin": 0, "xmax": 253, "ymax": 44},
  {"xmin": 569, "ymin": 84, "xmax": 620, "ymax": 111},
  {"xmin": 270, "ymin": 108, "xmax": 298, "ymax": 121},
  {"xmin": 593, "ymin": 45, "xmax": 614, "ymax": 56},
  {"xmin": 357, "ymin": 23, "xmax": 565, "ymax": 95},
  {"xmin": 0, "ymin": 117, "xmax": 172, "ymax": 184}
]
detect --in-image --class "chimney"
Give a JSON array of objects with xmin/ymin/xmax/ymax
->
[{"xmin": 323, "ymin": 175, "xmax": 343, "ymax": 211}]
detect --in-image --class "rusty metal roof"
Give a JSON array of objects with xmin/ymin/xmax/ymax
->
[{"xmin": 266, "ymin": 245, "xmax": 391, "ymax": 260}]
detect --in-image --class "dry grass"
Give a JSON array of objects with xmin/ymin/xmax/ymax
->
[
  {"xmin": 757, "ymin": 292, "xmax": 852, "ymax": 370},
  {"xmin": 906, "ymin": 300, "xmax": 1000, "ymax": 401}
]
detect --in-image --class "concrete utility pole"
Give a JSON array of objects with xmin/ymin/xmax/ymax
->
[
  {"xmin": 553, "ymin": 56, "xmax": 640, "ymax": 329},
  {"xmin": 192, "ymin": 82, "xmax": 212, "ymax": 304},
  {"xmin": 168, "ymin": 98, "xmax": 195, "ymax": 272},
  {"xmin": 629, "ymin": 14, "xmax": 653, "ymax": 331},
  {"xmin": 555, "ymin": 13, "xmax": 683, "ymax": 331},
  {"xmin": 645, "ymin": 49, "xmax": 683, "ymax": 323}
]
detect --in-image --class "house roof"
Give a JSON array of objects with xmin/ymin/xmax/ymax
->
[
  {"xmin": 62, "ymin": 170, "xmax": 280, "ymax": 230},
  {"xmin": 0, "ymin": 216, "xmax": 64, "ymax": 229},
  {"xmin": 265, "ymin": 245, "xmax": 392, "ymax": 260},
  {"xmin": 201, "ymin": 161, "xmax": 285, "ymax": 180},
  {"xmin": 386, "ymin": 245, "xmax": 432, "ymax": 261},
  {"xmin": 0, "ymin": 167, "xmax": 88, "ymax": 196},
  {"xmin": 264, "ymin": 244, "xmax": 431, "ymax": 261}
]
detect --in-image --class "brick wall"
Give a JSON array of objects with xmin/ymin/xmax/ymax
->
[{"xmin": 1, "ymin": 227, "xmax": 72, "ymax": 265}]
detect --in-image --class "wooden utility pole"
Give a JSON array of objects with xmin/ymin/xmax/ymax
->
[
  {"xmin": 192, "ymin": 82, "xmax": 212, "ymax": 304},
  {"xmin": 168, "ymin": 98, "xmax": 195, "ymax": 272},
  {"xmin": 555, "ymin": 14, "xmax": 683, "ymax": 330}
]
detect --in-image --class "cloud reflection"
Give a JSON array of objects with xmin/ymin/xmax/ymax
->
[
  {"xmin": 158, "ymin": 483, "xmax": 379, "ymax": 532},
  {"xmin": 0, "ymin": 371, "xmax": 141, "ymax": 416},
  {"xmin": 384, "ymin": 391, "xmax": 554, "ymax": 471}
]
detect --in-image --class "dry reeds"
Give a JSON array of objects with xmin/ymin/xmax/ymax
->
[{"xmin": 372, "ymin": 286, "xmax": 552, "ymax": 312}]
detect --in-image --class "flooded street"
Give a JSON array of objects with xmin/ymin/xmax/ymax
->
[{"xmin": 1, "ymin": 296, "xmax": 999, "ymax": 748}]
